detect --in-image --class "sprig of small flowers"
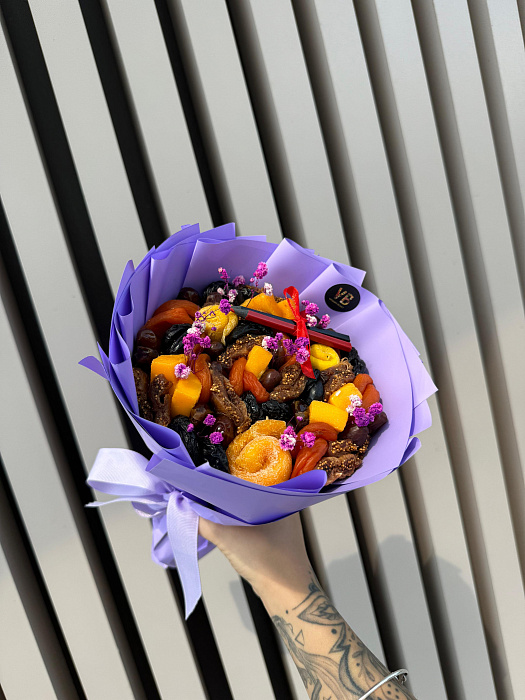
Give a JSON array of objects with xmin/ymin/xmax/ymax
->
[
  {"xmin": 279, "ymin": 426, "xmax": 317, "ymax": 451},
  {"xmin": 301, "ymin": 299, "xmax": 330, "ymax": 329},
  {"xmin": 262, "ymin": 333, "xmax": 311, "ymax": 366},
  {"xmin": 346, "ymin": 395, "xmax": 383, "ymax": 427}
]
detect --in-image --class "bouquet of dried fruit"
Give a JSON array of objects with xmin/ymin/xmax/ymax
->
[{"xmin": 82, "ymin": 223, "xmax": 436, "ymax": 616}]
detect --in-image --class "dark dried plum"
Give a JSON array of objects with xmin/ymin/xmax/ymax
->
[
  {"xmin": 177, "ymin": 287, "xmax": 201, "ymax": 306},
  {"xmin": 208, "ymin": 341, "xmax": 225, "ymax": 359},
  {"xmin": 300, "ymin": 369, "xmax": 323, "ymax": 405},
  {"xmin": 242, "ymin": 392, "xmax": 263, "ymax": 423},
  {"xmin": 205, "ymin": 292, "xmax": 223, "ymax": 306},
  {"xmin": 348, "ymin": 347, "xmax": 359, "ymax": 363},
  {"xmin": 201, "ymin": 442, "xmax": 229, "ymax": 473},
  {"xmin": 259, "ymin": 369, "xmax": 281, "ymax": 392},
  {"xmin": 338, "ymin": 424, "xmax": 369, "ymax": 446},
  {"xmin": 227, "ymin": 321, "xmax": 276, "ymax": 345},
  {"xmin": 168, "ymin": 415, "xmax": 202, "ymax": 465},
  {"xmin": 136, "ymin": 329, "xmax": 160, "ymax": 349},
  {"xmin": 161, "ymin": 323, "xmax": 191, "ymax": 354},
  {"xmin": 368, "ymin": 411, "xmax": 388, "ymax": 434},
  {"xmin": 202, "ymin": 280, "xmax": 226, "ymax": 299},
  {"xmin": 233, "ymin": 285, "xmax": 258, "ymax": 304},
  {"xmin": 260, "ymin": 399, "xmax": 293, "ymax": 422},
  {"xmin": 133, "ymin": 346, "xmax": 158, "ymax": 367},
  {"xmin": 352, "ymin": 359, "xmax": 368, "ymax": 376}
]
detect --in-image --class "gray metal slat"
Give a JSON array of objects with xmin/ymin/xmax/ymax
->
[
  {"xmin": 0, "ymin": 29, "xmax": 205, "ymax": 699},
  {"xmin": 0, "ymin": 546, "xmax": 57, "ymax": 700},
  {"xmin": 356, "ymin": 1, "xmax": 525, "ymax": 695},
  {"xmin": 28, "ymin": 0, "xmax": 148, "ymax": 297},
  {"xmin": 101, "ymin": 0, "xmax": 212, "ymax": 233},
  {"xmin": 171, "ymin": 0, "xmax": 282, "ymax": 242}
]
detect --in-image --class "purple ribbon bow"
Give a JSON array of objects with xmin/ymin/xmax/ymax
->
[{"xmin": 86, "ymin": 448, "xmax": 209, "ymax": 618}]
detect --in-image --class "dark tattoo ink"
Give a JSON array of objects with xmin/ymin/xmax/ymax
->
[{"xmin": 272, "ymin": 579, "xmax": 416, "ymax": 700}]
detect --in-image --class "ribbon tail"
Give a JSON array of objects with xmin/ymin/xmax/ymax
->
[{"xmin": 167, "ymin": 493, "xmax": 201, "ymax": 619}]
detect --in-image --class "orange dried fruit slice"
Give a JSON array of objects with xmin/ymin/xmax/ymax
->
[
  {"xmin": 352, "ymin": 373, "xmax": 373, "ymax": 394},
  {"xmin": 226, "ymin": 419, "xmax": 286, "ymax": 464},
  {"xmin": 230, "ymin": 436, "xmax": 292, "ymax": 486}
]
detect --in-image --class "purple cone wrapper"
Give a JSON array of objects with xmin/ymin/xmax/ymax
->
[{"xmin": 81, "ymin": 223, "xmax": 436, "ymax": 617}]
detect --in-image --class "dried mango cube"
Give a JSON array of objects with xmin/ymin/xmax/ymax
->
[
  {"xmin": 245, "ymin": 345, "xmax": 273, "ymax": 380},
  {"xmin": 309, "ymin": 400, "xmax": 348, "ymax": 433},
  {"xmin": 151, "ymin": 354, "xmax": 186, "ymax": 396},
  {"xmin": 328, "ymin": 383, "xmax": 363, "ymax": 411},
  {"xmin": 171, "ymin": 373, "xmax": 202, "ymax": 417}
]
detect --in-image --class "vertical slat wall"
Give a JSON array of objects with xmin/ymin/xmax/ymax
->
[{"xmin": 0, "ymin": 1, "xmax": 523, "ymax": 698}]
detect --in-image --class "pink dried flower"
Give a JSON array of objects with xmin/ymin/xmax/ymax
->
[
  {"xmin": 318, "ymin": 314, "xmax": 330, "ymax": 329},
  {"xmin": 186, "ymin": 423, "xmax": 194, "ymax": 433},
  {"xmin": 300, "ymin": 431, "xmax": 316, "ymax": 448},
  {"xmin": 232, "ymin": 275, "xmax": 245, "ymax": 287},
  {"xmin": 353, "ymin": 407, "xmax": 369, "ymax": 427},
  {"xmin": 219, "ymin": 298, "xmax": 232, "ymax": 315},
  {"xmin": 282, "ymin": 338, "xmax": 295, "ymax": 355},
  {"xmin": 279, "ymin": 432, "xmax": 296, "ymax": 451},
  {"xmin": 218, "ymin": 267, "xmax": 229, "ymax": 282},
  {"xmin": 295, "ymin": 347, "xmax": 310, "ymax": 364},
  {"xmin": 283, "ymin": 426, "xmax": 297, "ymax": 437},
  {"xmin": 368, "ymin": 403, "xmax": 383, "ymax": 419},
  {"xmin": 217, "ymin": 287, "xmax": 225, "ymax": 296},
  {"xmin": 174, "ymin": 363, "xmax": 191, "ymax": 379},
  {"xmin": 304, "ymin": 301, "xmax": 319, "ymax": 315},
  {"xmin": 203, "ymin": 414, "xmax": 216, "ymax": 427},
  {"xmin": 228, "ymin": 288, "xmax": 238, "ymax": 302},
  {"xmin": 306, "ymin": 314, "xmax": 317, "ymax": 328},
  {"xmin": 253, "ymin": 261, "xmax": 268, "ymax": 280},
  {"xmin": 346, "ymin": 395, "xmax": 362, "ymax": 416},
  {"xmin": 262, "ymin": 335, "xmax": 279, "ymax": 351},
  {"xmin": 209, "ymin": 431, "xmax": 224, "ymax": 444},
  {"xmin": 199, "ymin": 335, "xmax": 211, "ymax": 348},
  {"xmin": 263, "ymin": 282, "xmax": 273, "ymax": 296}
]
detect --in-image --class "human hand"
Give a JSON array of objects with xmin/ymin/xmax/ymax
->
[{"xmin": 198, "ymin": 513, "xmax": 311, "ymax": 604}]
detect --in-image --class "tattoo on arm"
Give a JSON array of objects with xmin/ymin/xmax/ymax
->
[{"xmin": 271, "ymin": 577, "xmax": 417, "ymax": 700}]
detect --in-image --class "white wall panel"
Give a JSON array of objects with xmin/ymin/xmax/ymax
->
[
  {"xmin": 28, "ymin": 0, "xmax": 147, "ymax": 297},
  {"xmin": 102, "ymin": 0, "xmax": 212, "ymax": 234}
]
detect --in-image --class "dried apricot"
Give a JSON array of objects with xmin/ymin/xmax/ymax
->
[
  {"xmin": 152, "ymin": 299, "xmax": 199, "ymax": 319},
  {"xmin": 230, "ymin": 436, "xmax": 292, "ymax": 485},
  {"xmin": 362, "ymin": 385, "xmax": 380, "ymax": 411},
  {"xmin": 243, "ymin": 370, "xmax": 270, "ymax": 403},
  {"xmin": 291, "ymin": 438, "xmax": 328, "ymax": 479},
  {"xmin": 297, "ymin": 422, "xmax": 339, "ymax": 442},
  {"xmin": 352, "ymin": 373, "xmax": 374, "ymax": 394},
  {"xmin": 200, "ymin": 305, "xmax": 238, "ymax": 344},
  {"xmin": 226, "ymin": 419, "xmax": 286, "ymax": 464},
  {"xmin": 142, "ymin": 308, "xmax": 193, "ymax": 336},
  {"xmin": 194, "ymin": 353, "xmax": 211, "ymax": 404},
  {"xmin": 229, "ymin": 357, "xmax": 247, "ymax": 396}
]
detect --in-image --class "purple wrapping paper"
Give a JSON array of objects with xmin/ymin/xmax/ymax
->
[{"xmin": 82, "ymin": 223, "xmax": 436, "ymax": 617}]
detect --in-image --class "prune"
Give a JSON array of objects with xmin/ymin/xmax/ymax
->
[
  {"xmin": 177, "ymin": 287, "xmax": 201, "ymax": 306},
  {"xmin": 352, "ymin": 359, "xmax": 368, "ymax": 376},
  {"xmin": 133, "ymin": 346, "xmax": 158, "ymax": 367},
  {"xmin": 168, "ymin": 415, "xmax": 202, "ymax": 465},
  {"xmin": 205, "ymin": 292, "xmax": 223, "ymax": 306},
  {"xmin": 234, "ymin": 285, "xmax": 256, "ymax": 305},
  {"xmin": 227, "ymin": 321, "xmax": 276, "ymax": 345},
  {"xmin": 300, "ymin": 369, "xmax": 323, "ymax": 405},
  {"xmin": 161, "ymin": 323, "xmax": 191, "ymax": 354},
  {"xmin": 213, "ymin": 414, "xmax": 235, "ymax": 447},
  {"xmin": 259, "ymin": 369, "xmax": 281, "ymax": 392},
  {"xmin": 202, "ymin": 280, "xmax": 225, "ymax": 300},
  {"xmin": 208, "ymin": 341, "xmax": 225, "ymax": 359},
  {"xmin": 201, "ymin": 442, "xmax": 229, "ymax": 473},
  {"xmin": 136, "ymin": 329, "xmax": 160, "ymax": 349},
  {"xmin": 348, "ymin": 347, "xmax": 359, "ymax": 363},
  {"xmin": 242, "ymin": 392, "xmax": 263, "ymax": 423},
  {"xmin": 338, "ymin": 424, "xmax": 369, "ymax": 446},
  {"xmin": 260, "ymin": 399, "xmax": 293, "ymax": 422},
  {"xmin": 369, "ymin": 411, "xmax": 388, "ymax": 434}
]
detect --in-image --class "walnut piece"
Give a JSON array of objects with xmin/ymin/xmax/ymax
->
[
  {"xmin": 210, "ymin": 363, "xmax": 251, "ymax": 433},
  {"xmin": 148, "ymin": 373, "xmax": 172, "ymax": 426},
  {"xmin": 269, "ymin": 362, "xmax": 307, "ymax": 403}
]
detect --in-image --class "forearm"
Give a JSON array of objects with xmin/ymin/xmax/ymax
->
[{"xmin": 255, "ymin": 568, "xmax": 416, "ymax": 700}]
